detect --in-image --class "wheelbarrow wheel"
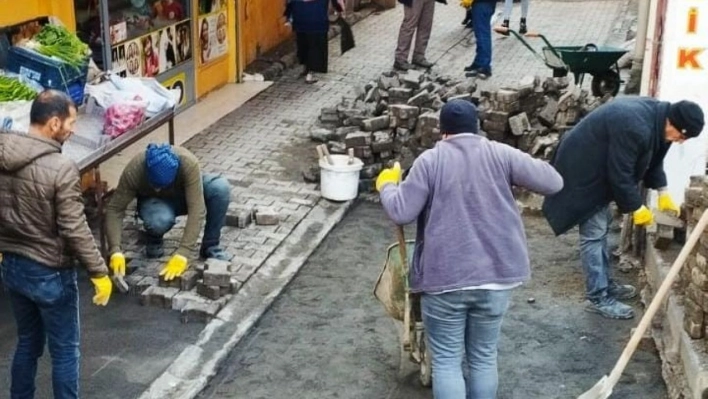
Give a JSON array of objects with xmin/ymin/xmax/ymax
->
[
  {"xmin": 419, "ymin": 330, "xmax": 433, "ymax": 388},
  {"xmin": 591, "ymin": 70, "xmax": 621, "ymax": 97}
]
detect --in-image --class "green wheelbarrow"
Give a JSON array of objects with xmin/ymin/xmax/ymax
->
[{"xmin": 495, "ymin": 27, "xmax": 628, "ymax": 97}]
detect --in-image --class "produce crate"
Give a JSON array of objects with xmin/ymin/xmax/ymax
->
[{"xmin": 6, "ymin": 46, "xmax": 89, "ymax": 104}]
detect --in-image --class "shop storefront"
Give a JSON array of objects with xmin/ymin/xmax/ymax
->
[
  {"xmin": 72, "ymin": 0, "xmax": 239, "ymax": 110},
  {"xmin": 641, "ymin": 0, "xmax": 708, "ymax": 205}
]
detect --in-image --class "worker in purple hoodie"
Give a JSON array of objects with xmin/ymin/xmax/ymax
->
[{"xmin": 377, "ymin": 99, "xmax": 563, "ymax": 398}]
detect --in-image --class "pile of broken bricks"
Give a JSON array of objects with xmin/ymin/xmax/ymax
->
[
  {"xmin": 305, "ymin": 69, "xmax": 614, "ymax": 194},
  {"xmin": 90, "ymin": 204, "xmax": 281, "ymax": 324}
]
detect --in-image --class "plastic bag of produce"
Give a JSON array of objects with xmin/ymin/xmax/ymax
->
[
  {"xmin": 0, "ymin": 100, "xmax": 32, "ymax": 133},
  {"xmin": 103, "ymin": 99, "xmax": 148, "ymax": 138}
]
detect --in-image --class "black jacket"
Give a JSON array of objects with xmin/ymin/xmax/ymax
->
[{"xmin": 542, "ymin": 97, "xmax": 672, "ymax": 235}]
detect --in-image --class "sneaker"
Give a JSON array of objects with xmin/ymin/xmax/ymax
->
[
  {"xmin": 608, "ymin": 282, "xmax": 638, "ymax": 300},
  {"xmin": 519, "ymin": 18, "xmax": 528, "ymax": 35},
  {"xmin": 585, "ymin": 297, "xmax": 635, "ymax": 320},
  {"xmin": 413, "ymin": 59, "xmax": 434, "ymax": 69},
  {"xmin": 500, "ymin": 19, "xmax": 510, "ymax": 36},
  {"xmin": 464, "ymin": 63, "xmax": 479, "ymax": 72},
  {"xmin": 466, "ymin": 68, "xmax": 492, "ymax": 79},
  {"xmin": 393, "ymin": 60, "xmax": 414, "ymax": 71},
  {"xmin": 200, "ymin": 246, "xmax": 233, "ymax": 261},
  {"xmin": 477, "ymin": 69, "xmax": 492, "ymax": 80}
]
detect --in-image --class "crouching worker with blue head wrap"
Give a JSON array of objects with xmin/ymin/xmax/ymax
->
[{"xmin": 105, "ymin": 143, "xmax": 232, "ymax": 281}]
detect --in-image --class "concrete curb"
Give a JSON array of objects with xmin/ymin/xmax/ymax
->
[{"xmin": 137, "ymin": 199, "xmax": 353, "ymax": 399}]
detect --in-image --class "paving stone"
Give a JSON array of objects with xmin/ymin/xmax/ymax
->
[
  {"xmin": 203, "ymin": 259, "xmax": 231, "ymax": 287},
  {"xmin": 140, "ymin": 286, "xmax": 179, "ymax": 309},
  {"xmin": 255, "ymin": 207, "xmax": 280, "ymax": 226},
  {"xmin": 344, "ymin": 131, "xmax": 372, "ymax": 148},
  {"xmin": 508, "ymin": 113, "xmax": 531, "ymax": 136},
  {"xmin": 362, "ymin": 115, "xmax": 391, "ymax": 132},
  {"xmin": 172, "ymin": 290, "xmax": 209, "ymax": 311},
  {"xmin": 197, "ymin": 281, "xmax": 222, "ymax": 300},
  {"xmin": 112, "ymin": 275, "xmax": 130, "ymax": 294},
  {"xmin": 180, "ymin": 269, "xmax": 200, "ymax": 291}
]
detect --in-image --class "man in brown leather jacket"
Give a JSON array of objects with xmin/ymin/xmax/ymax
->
[{"xmin": 0, "ymin": 90, "xmax": 112, "ymax": 398}]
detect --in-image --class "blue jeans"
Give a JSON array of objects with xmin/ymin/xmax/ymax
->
[
  {"xmin": 579, "ymin": 206, "xmax": 612, "ymax": 301},
  {"xmin": 137, "ymin": 174, "xmax": 230, "ymax": 251},
  {"xmin": 0, "ymin": 253, "xmax": 80, "ymax": 399},
  {"xmin": 471, "ymin": 1, "xmax": 497, "ymax": 73},
  {"xmin": 422, "ymin": 289, "xmax": 512, "ymax": 399}
]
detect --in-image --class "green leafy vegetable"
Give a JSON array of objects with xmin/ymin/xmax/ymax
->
[
  {"xmin": 0, "ymin": 76, "xmax": 38, "ymax": 102},
  {"xmin": 33, "ymin": 24, "xmax": 90, "ymax": 70}
]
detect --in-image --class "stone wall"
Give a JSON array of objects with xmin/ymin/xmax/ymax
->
[
  {"xmin": 680, "ymin": 177, "xmax": 708, "ymax": 339},
  {"xmin": 307, "ymin": 69, "xmax": 613, "ymax": 192}
]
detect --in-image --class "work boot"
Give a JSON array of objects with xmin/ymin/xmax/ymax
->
[
  {"xmin": 413, "ymin": 58, "xmax": 434, "ymax": 69},
  {"xmin": 393, "ymin": 60, "xmax": 414, "ymax": 71},
  {"xmin": 608, "ymin": 282, "xmax": 638, "ymax": 300},
  {"xmin": 500, "ymin": 19, "xmax": 510, "ymax": 36},
  {"xmin": 519, "ymin": 18, "xmax": 528, "ymax": 34},
  {"xmin": 585, "ymin": 297, "xmax": 635, "ymax": 320}
]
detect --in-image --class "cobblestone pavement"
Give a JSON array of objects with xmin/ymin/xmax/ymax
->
[{"xmin": 0, "ymin": 1, "xmax": 638, "ymax": 398}]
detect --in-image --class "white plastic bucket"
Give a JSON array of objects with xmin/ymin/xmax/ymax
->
[{"xmin": 319, "ymin": 154, "xmax": 364, "ymax": 201}]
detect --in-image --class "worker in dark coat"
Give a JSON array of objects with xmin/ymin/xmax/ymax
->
[{"xmin": 542, "ymin": 97, "xmax": 704, "ymax": 320}]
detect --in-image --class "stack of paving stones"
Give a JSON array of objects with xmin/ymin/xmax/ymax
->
[
  {"xmin": 679, "ymin": 176, "xmax": 708, "ymax": 339},
  {"xmin": 308, "ymin": 69, "xmax": 614, "ymax": 193},
  {"xmin": 82, "ymin": 199, "xmax": 282, "ymax": 324}
]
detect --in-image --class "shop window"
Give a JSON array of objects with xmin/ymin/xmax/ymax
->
[{"xmin": 105, "ymin": 0, "xmax": 193, "ymax": 77}]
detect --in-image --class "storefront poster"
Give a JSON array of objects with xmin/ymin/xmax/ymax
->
[
  {"xmin": 158, "ymin": 25, "xmax": 178, "ymax": 73},
  {"xmin": 142, "ymin": 31, "xmax": 160, "ymax": 77},
  {"xmin": 125, "ymin": 39, "xmax": 143, "ymax": 77},
  {"xmin": 111, "ymin": 44, "xmax": 128, "ymax": 77},
  {"xmin": 198, "ymin": 11, "xmax": 228, "ymax": 65},
  {"xmin": 109, "ymin": 21, "xmax": 128, "ymax": 45},
  {"xmin": 161, "ymin": 72, "xmax": 187, "ymax": 106},
  {"xmin": 176, "ymin": 21, "xmax": 192, "ymax": 64}
]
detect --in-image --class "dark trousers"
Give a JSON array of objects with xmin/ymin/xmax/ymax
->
[
  {"xmin": 1, "ymin": 253, "xmax": 80, "ymax": 399},
  {"xmin": 137, "ymin": 174, "xmax": 231, "ymax": 251},
  {"xmin": 296, "ymin": 32, "xmax": 329, "ymax": 73}
]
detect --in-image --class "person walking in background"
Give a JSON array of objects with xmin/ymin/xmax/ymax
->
[
  {"xmin": 0, "ymin": 90, "xmax": 112, "ymax": 399},
  {"xmin": 377, "ymin": 99, "xmax": 563, "ymax": 398},
  {"xmin": 284, "ymin": 0, "xmax": 345, "ymax": 84},
  {"xmin": 501, "ymin": 0, "xmax": 529, "ymax": 34},
  {"xmin": 464, "ymin": 0, "xmax": 496, "ymax": 79},
  {"xmin": 460, "ymin": 0, "xmax": 473, "ymax": 29},
  {"xmin": 542, "ymin": 97, "xmax": 704, "ymax": 320},
  {"xmin": 394, "ymin": 0, "xmax": 439, "ymax": 71}
]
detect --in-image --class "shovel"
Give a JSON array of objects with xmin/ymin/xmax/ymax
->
[
  {"xmin": 395, "ymin": 225, "xmax": 413, "ymax": 349},
  {"xmin": 578, "ymin": 208, "xmax": 708, "ymax": 399}
]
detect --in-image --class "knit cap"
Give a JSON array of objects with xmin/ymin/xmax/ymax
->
[
  {"xmin": 145, "ymin": 143, "xmax": 180, "ymax": 189},
  {"xmin": 669, "ymin": 100, "xmax": 705, "ymax": 138}
]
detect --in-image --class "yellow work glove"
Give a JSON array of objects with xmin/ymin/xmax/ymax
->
[
  {"xmin": 110, "ymin": 252, "xmax": 126, "ymax": 277},
  {"xmin": 633, "ymin": 205, "xmax": 654, "ymax": 226},
  {"xmin": 376, "ymin": 162, "xmax": 402, "ymax": 192},
  {"xmin": 658, "ymin": 192, "xmax": 680, "ymax": 216},
  {"xmin": 160, "ymin": 254, "xmax": 188, "ymax": 281},
  {"xmin": 91, "ymin": 276, "xmax": 113, "ymax": 306},
  {"xmin": 459, "ymin": 0, "xmax": 473, "ymax": 8}
]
